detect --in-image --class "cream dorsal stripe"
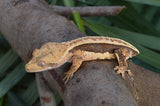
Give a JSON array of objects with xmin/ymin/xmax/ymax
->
[
  {"xmin": 65, "ymin": 36, "xmax": 139, "ymax": 53},
  {"xmin": 59, "ymin": 36, "xmax": 139, "ymax": 61}
]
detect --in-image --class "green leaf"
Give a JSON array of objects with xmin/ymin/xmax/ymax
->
[
  {"xmin": 64, "ymin": 0, "xmax": 86, "ymax": 34},
  {"xmin": 108, "ymin": 27, "xmax": 160, "ymax": 51},
  {"xmin": 78, "ymin": 0, "xmax": 159, "ymax": 36},
  {"xmin": 143, "ymin": 6, "xmax": 158, "ymax": 21},
  {"xmin": 50, "ymin": 0, "xmax": 57, "ymax": 5},
  {"xmin": 53, "ymin": 91, "xmax": 62, "ymax": 105},
  {"xmin": 85, "ymin": 20, "xmax": 160, "ymax": 51},
  {"xmin": 62, "ymin": 0, "xmax": 74, "ymax": 6},
  {"xmin": 136, "ymin": 45, "xmax": 160, "ymax": 71},
  {"xmin": 83, "ymin": 20, "xmax": 160, "ymax": 71},
  {"xmin": 0, "ymin": 36, "xmax": 10, "ymax": 49},
  {"xmin": 125, "ymin": 0, "xmax": 160, "ymax": 7},
  {"xmin": 156, "ymin": 19, "xmax": 160, "ymax": 31},
  {"xmin": 7, "ymin": 91, "xmax": 27, "ymax": 106},
  {"xmin": 0, "ymin": 97, "xmax": 3, "ymax": 106},
  {"xmin": 21, "ymin": 80, "xmax": 39, "ymax": 105},
  {"xmin": 63, "ymin": 0, "xmax": 86, "ymax": 33},
  {"xmin": 0, "ymin": 63, "xmax": 26, "ymax": 97},
  {"xmin": 131, "ymin": 2, "xmax": 144, "ymax": 13},
  {"xmin": 0, "ymin": 49, "xmax": 19, "ymax": 76},
  {"xmin": 72, "ymin": 11, "xmax": 86, "ymax": 34},
  {"xmin": 107, "ymin": 0, "xmax": 160, "ymax": 37}
]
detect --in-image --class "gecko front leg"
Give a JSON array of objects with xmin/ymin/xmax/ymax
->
[
  {"xmin": 114, "ymin": 48, "xmax": 133, "ymax": 79},
  {"xmin": 63, "ymin": 50, "xmax": 83, "ymax": 84}
]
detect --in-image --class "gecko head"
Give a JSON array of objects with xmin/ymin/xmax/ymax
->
[
  {"xmin": 25, "ymin": 53, "xmax": 59, "ymax": 72},
  {"xmin": 25, "ymin": 43, "xmax": 68, "ymax": 72},
  {"xmin": 25, "ymin": 60, "xmax": 59, "ymax": 72}
]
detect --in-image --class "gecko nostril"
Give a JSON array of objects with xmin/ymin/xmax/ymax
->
[{"xmin": 38, "ymin": 61, "xmax": 45, "ymax": 67}]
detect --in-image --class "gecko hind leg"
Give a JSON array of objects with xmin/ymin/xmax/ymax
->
[
  {"xmin": 63, "ymin": 56, "xmax": 83, "ymax": 84},
  {"xmin": 114, "ymin": 48, "xmax": 133, "ymax": 79}
]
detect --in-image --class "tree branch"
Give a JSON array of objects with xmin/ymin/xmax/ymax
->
[{"xmin": 49, "ymin": 6, "xmax": 126, "ymax": 16}]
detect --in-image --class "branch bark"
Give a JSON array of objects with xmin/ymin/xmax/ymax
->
[
  {"xmin": 49, "ymin": 6, "xmax": 126, "ymax": 16},
  {"xmin": 0, "ymin": 0, "xmax": 160, "ymax": 106}
]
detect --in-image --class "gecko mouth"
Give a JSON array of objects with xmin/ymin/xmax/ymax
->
[
  {"xmin": 25, "ymin": 67, "xmax": 53, "ymax": 73},
  {"xmin": 25, "ymin": 63, "xmax": 59, "ymax": 72}
]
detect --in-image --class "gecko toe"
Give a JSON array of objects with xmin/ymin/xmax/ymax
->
[
  {"xmin": 127, "ymin": 70, "xmax": 133, "ymax": 77},
  {"xmin": 114, "ymin": 66, "xmax": 133, "ymax": 79},
  {"xmin": 114, "ymin": 66, "xmax": 119, "ymax": 71},
  {"xmin": 63, "ymin": 72, "xmax": 74, "ymax": 84},
  {"xmin": 63, "ymin": 76, "xmax": 69, "ymax": 84},
  {"xmin": 116, "ymin": 69, "xmax": 126, "ymax": 79}
]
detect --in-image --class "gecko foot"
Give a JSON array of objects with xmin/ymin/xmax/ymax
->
[
  {"xmin": 114, "ymin": 66, "xmax": 133, "ymax": 79},
  {"xmin": 63, "ymin": 71, "xmax": 74, "ymax": 84}
]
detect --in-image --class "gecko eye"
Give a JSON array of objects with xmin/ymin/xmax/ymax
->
[{"xmin": 38, "ymin": 61, "xmax": 45, "ymax": 67}]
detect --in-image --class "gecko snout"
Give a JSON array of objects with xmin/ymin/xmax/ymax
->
[{"xmin": 25, "ymin": 66, "xmax": 30, "ymax": 72}]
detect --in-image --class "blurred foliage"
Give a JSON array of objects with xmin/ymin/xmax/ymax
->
[{"xmin": 0, "ymin": 0, "xmax": 160, "ymax": 105}]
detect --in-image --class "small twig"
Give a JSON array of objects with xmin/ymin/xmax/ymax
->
[
  {"xmin": 36, "ymin": 73, "xmax": 56, "ymax": 106},
  {"xmin": 49, "ymin": 6, "xmax": 125, "ymax": 17}
]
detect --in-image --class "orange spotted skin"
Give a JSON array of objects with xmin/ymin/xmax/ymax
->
[{"xmin": 25, "ymin": 36, "xmax": 139, "ymax": 83}]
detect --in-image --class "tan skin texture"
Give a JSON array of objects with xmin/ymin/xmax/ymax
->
[{"xmin": 25, "ymin": 36, "xmax": 139, "ymax": 84}]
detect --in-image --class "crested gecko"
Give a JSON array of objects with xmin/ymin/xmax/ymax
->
[{"xmin": 25, "ymin": 36, "xmax": 139, "ymax": 83}]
